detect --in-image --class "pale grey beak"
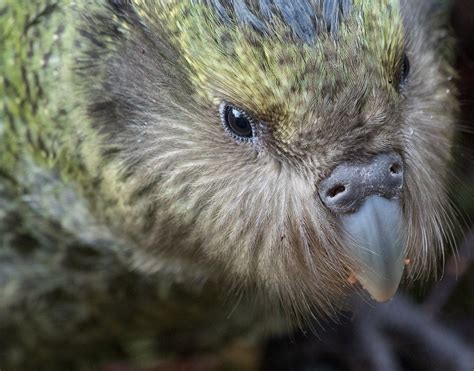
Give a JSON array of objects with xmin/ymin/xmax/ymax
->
[{"xmin": 340, "ymin": 195, "xmax": 405, "ymax": 302}]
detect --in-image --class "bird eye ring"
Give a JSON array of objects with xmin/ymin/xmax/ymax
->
[{"xmin": 219, "ymin": 102, "xmax": 256, "ymax": 143}]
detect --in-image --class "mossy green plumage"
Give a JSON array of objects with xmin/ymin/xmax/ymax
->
[{"xmin": 0, "ymin": 2, "xmax": 270, "ymax": 369}]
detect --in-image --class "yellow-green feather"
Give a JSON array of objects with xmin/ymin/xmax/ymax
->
[
  {"xmin": 2, "ymin": 1, "xmax": 72, "ymax": 168},
  {"xmin": 140, "ymin": 0, "xmax": 405, "ymax": 144}
]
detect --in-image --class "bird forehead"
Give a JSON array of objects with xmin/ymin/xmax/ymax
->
[{"xmin": 138, "ymin": 0, "xmax": 404, "ymax": 142}]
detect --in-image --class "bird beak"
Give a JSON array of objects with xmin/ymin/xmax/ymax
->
[{"xmin": 340, "ymin": 195, "xmax": 405, "ymax": 302}]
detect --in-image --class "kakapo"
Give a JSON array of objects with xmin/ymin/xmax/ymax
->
[{"xmin": 0, "ymin": 0, "xmax": 458, "ymax": 369}]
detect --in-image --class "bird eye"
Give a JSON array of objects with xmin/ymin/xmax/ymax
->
[
  {"xmin": 220, "ymin": 103, "xmax": 255, "ymax": 142},
  {"xmin": 400, "ymin": 53, "xmax": 410, "ymax": 87}
]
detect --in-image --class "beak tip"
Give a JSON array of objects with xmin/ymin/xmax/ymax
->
[
  {"xmin": 354, "ymin": 256, "xmax": 405, "ymax": 302},
  {"xmin": 358, "ymin": 276, "xmax": 402, "ymax": 302}
]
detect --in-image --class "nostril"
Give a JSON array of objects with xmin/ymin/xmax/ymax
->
[
  {"xmin": 319, "ymin": 153, "xmax": 403, "ymax": 213},
  {"xmin": 327, "ymin": 184, "xmax": 346, "ymax": 199},
  {"xmin": 389, "ymin": 163, "xmax": 402, "ymax": 175}
]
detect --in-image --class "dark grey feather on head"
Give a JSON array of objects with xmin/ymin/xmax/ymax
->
[{"xmin": 204, "ymin": 0, "xmax": 353, "ymax": 43}]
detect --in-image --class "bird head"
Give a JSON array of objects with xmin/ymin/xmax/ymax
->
[{"xmin": 79, "ymin": 0, "xmax": 457, "ymax": 319}]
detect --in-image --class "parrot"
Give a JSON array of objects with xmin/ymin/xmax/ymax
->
[{"xmin": 0, "ymin": 0, "xmax": 458, "ymax": 369}]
